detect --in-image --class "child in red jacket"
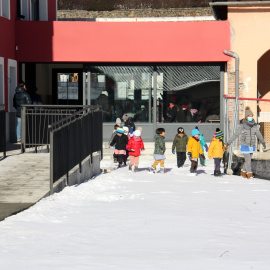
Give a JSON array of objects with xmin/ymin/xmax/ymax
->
[{"xmin": 126, "ymin": 129, "xmax": 145, "ymax": 172}]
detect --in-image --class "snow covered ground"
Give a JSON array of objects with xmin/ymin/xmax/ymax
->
[{"xmin": 1, "ymin": 158, "xmax": 270, "ymax": 270}]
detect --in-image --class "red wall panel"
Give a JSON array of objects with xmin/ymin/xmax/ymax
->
[{"xmin": 15, "ymin": 20, "xmax": 230, "ymax": 63}]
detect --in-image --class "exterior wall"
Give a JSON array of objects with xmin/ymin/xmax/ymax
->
[
  {"xmin": 48, "ymin": 0, "xmax": 57, "ymax": 21},
  {"xmin": 15, "ymin": 20, "xmax": 230, "ymax": 63},
  {"xmin": 0, "ymin": 4, "xmax": 16, "ymax": 111},
  {"xmin": 227, "ymin": 6, "xmax": 270, "ymax": 119}
]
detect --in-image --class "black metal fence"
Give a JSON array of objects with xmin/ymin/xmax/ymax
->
[
  {"xmin": 49, "ymin": 108, "xmax": 102, "ymax": 194},
  {"xmin": 0, "ymin": 104, "xmax": 6, "ymax": 158},
  {"xmin": 21, "ymin": 105, "xmax": 91, "ymax": 152}
]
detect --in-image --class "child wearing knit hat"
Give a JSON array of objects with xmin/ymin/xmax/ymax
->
[
  {"xmin": 208, "ymin": 128, "xmax": 225, "ymax": 177},
  {"xmin": 226, "ymin": 106, "xmax": 266, "ymax": 179},
  {"xmin": 187, "ymin": 128, "xmax": 204, "ymax": 174},
  {"xmin": 172, "ymin": 127, "xmax": 189, "ymax": 168},
  {"xmin": 109, "ymin": 127, "xmax": 129, "ymax": 168},
  {"xmin": 126, "ymin": 129, "xmax": 145, "ymax": 172}
]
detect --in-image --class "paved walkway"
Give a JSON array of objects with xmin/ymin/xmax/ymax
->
[{"xmin": 0, "ymin": 144, "xmax": 50, "ymax": 221}]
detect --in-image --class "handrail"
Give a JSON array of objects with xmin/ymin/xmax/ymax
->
[
  {"xmin": 21, "ymin": 104, "xmax": 100, "ymax": 108},
  {"xmin": 224, "ymin": 95, "xmax": 270, "ymax": 102},
  {"xmin": 48, "ymin": 105, "xmax": 100, "ymax": 130}
]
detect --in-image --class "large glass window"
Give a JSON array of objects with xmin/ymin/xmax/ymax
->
[
  {"xmin": 156, "ymin": 65, "xmax": 221, "ymax": 123},
  {"xmin": 89, "ymin": 66, "xmax": 153, "ymax": 123},
  {"xmin": 87, "ymin": 64, "xmax": 221, "ymax": 123}
]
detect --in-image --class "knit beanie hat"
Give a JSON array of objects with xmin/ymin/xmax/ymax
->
[
  {"xmin": 116, "ymin": 127, "xmax": 124, "ymax": 134},
  {"xmin": 177, "ymin": 127, "xmax": 184, "ymax": 134},
  {"xmin": 245, "ymin": 106, "xmax": 253, "ymax": 118},
  {"xmin": 116, "ymin": 118, "xmax": 121, "ymax": 124},
  {"xmin": 191, "ymin": 128, "xmax": 200, "ymax": 137},
  {"xmin": 122, "ymin": 114, "xmax": 129, "ymax": 121},
  {"xmin": 134, "ymin": 130, "xmax": 141, "ymax": 137},
  {"xmin": 214, "ymin": 128, "xmax": 224, "ymax": 140}
]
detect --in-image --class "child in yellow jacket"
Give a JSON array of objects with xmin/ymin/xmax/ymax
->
[
  {"xmin": 208, "ymin": 128, "xmax": 225, "ymax": 177},
  {"xmin": 187, "ymin": 128, "xmax": 203, "ymax": 174}
]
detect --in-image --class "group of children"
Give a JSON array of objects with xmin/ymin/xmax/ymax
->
[{"xmin": 109, "ymin": 115, "xmax": 225, "ymax": 176}]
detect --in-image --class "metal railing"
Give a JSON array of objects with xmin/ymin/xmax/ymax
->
[
  {"xmin": 48, "ymin": 107, "xmax": 103, "ymax": 194},
  {"xmin": 21, "ymin": 105, "xmax": 100, "ymax": 153},
  {"xmin": 0, "ymin": 104, "xmax": 6, "ymax": 158}
]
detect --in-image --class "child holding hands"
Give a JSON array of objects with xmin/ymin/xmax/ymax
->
[
  {"xmin": 208, "ymin": 128, "xmax": 225, "ymax": 177},
  {"xmin": 126, "ymin": 129, "xmax": 145, "ymax": 172}
]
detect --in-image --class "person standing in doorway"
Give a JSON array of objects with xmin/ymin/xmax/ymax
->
[{"xmin": 13, "ymin": 81, "xmax": 32, "ymax": 143}]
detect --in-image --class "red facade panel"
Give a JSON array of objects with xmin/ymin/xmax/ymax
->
[{"xmin": 15, "ymin": 20, "xmax": 230, "ymax": 63}]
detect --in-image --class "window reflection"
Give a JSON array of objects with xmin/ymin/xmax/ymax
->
[{"xmin": 87, "ymin": 64, "xmax": 221, "ymax": 123}]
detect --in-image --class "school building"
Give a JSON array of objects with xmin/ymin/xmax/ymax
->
[{"xmin": 1, "ymin": 1, "xmax": 270, "ymax": 142}]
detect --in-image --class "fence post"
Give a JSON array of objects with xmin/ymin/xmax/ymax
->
[
  {"xmin": 49, "ymin": 129, "xmax": 54, "ymax": 195},
  {"xmin": 21, "ymin": 106, "xmax": 26, "ymax": 153}
]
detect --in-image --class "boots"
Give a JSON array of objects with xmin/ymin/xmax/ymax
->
[
  {"xmin": 134, "ymin": 166, "xmax": 138, "ymax": 173},
  {"xmin": 246, "ymin": 172, "xmax": 254, "ymax": 179},
  {"xmin": 160, "ymin": 167, "xmax": 165, "ymax": 173},
  {"xmin": 241, "ymin": 170, "xmax": 247, "ymax": 178},
  {"xmin": 214, "ymin": 170, "xmax": 221, "ymax": 177},
  {"xmin": 149, "ymin": 167, "xmax": 156, "ymax": 173},
  {"xmin": 128, "ymin": 165, "xmax": 132, "ymax": 172}
]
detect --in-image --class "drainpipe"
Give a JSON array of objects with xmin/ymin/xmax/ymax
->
[
  {"xmin": 223, "ymin": 50, "xmax": 240, "ymax": 173},
  {"xmin": 224, "ymin": 50, "xmax": 239, "ymax": 124}
]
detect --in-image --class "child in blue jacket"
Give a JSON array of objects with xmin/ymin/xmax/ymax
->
[{"xmin": 195, "ymin": 126, "xmax": 208, "ymax": 166}]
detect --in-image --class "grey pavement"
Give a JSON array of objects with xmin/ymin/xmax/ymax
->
[{"xmin": 0, "ymin": 144, "xmax": 50, "ymax": 221}]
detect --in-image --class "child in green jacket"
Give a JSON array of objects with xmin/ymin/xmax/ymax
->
[
  {"xmin": 172, "ymin": 127, "xmax": 189, "ymax": 168},
  {"xmin": 150, "ymin": 128, "xmax": 166, "ymax": 173}
]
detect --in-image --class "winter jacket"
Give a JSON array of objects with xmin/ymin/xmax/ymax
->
[
  {"xmin": 166, "ymin": 106, "xmax": 177, "ymax": 122},
  {"xmin": 110, "ymin": 134, "xmax": 128, "ymax": 150},
  {"xmin": 125, "ymin": 117, "xmax": 136, "ymax": 132},
  {"xmin": 13, "ymin": 87, "xmax": 32, "ymax": 117},
  {"xmin": 227, "ymin": 119, "xmax": 265, "ymax": 147},
  {"xmin": 154, "ymin": 135, "xmax": 166, "ymax": 155},
  {"xmin": 127, "ymin": 136, "xmax": 145, "ymax": 156},
  {"xmin": 172, "ymin": 134, "xmax": 189, "ymax": 152},
  {"xmin": 208, "ymin": 137, "xmax": 225, "ymax": 158},
  {"xmin": 199, "ymin": 134, "xmax": 207, "ymax": 152},
  {"xmin": 187, "ymin": 136, "xmax": 203, "ymax": 159}
]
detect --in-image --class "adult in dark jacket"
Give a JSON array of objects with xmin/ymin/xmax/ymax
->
[
  {"xmin": 124, "ymin": 116, "xmax": 136, "ymax": 135},
  {"xmin": 226, "ymin": 106, "xmax": 266, "ymax": 179},
  {"xmin": 165, "ymin": 103, "xmax": 177, "ymax": 122},
  {"xmin": 13, "ymin": 81, "xmax": 32, "ymax": 142},
  {"xmin": 172, "ymin": 127, "xmax": 189, "ymax": 168},
  {"xmin": 135, "ymin": 105, "xmax": 148, "ymax": 122},
  {"xmin": 110, "ymin": 127, "xmax": 129, "ymax": 167},
  {"xmin": 29, "ymin": 86, "xmax": 43, "ymax": 107}
]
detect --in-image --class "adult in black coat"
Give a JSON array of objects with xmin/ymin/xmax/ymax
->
[{"xmin": 13, "ymin": 81, "xmax": 32, "ymax": 142}]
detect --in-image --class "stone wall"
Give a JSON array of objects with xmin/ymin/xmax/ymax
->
[{"xmin": 58, "ymin": 7, "xmax": 213, "ymax": 20}]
